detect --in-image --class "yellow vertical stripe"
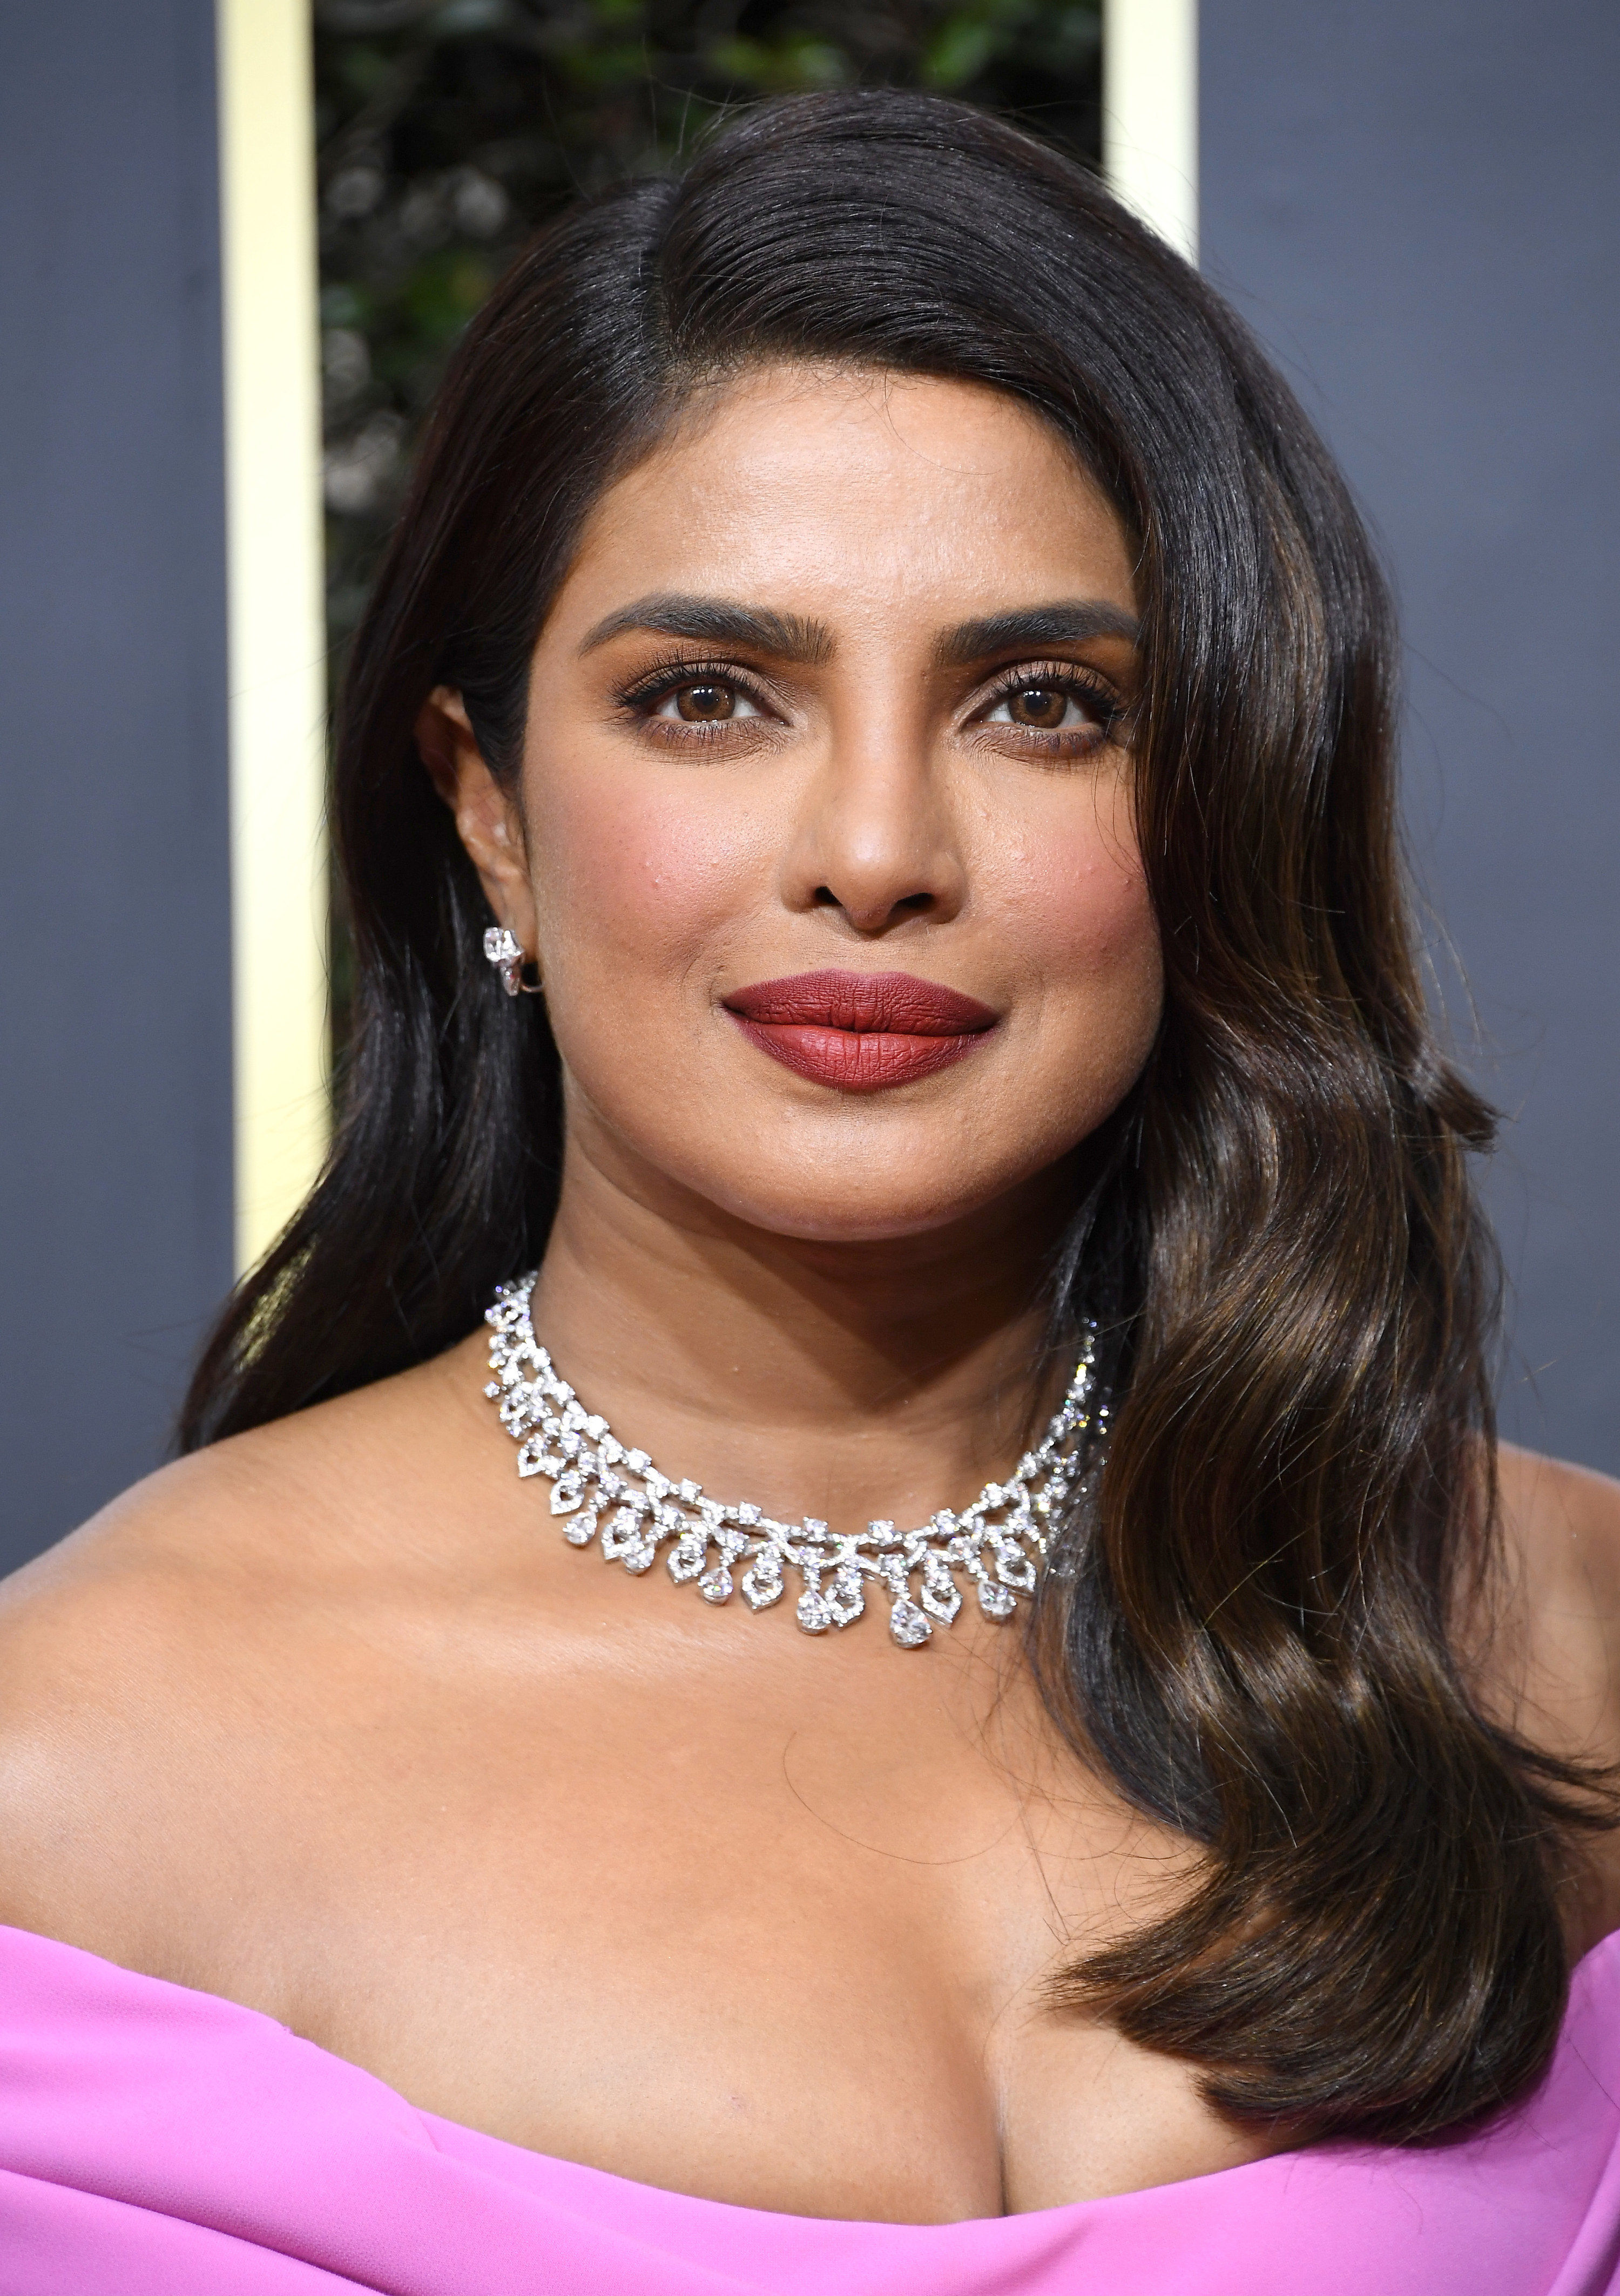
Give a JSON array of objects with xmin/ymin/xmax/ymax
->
[
  {"xmin": 1103, "ymin": 0, "xmax": 1200, "ymax": 263},
  {"xmin": 217, "ymin": 0, "xmax": 329, "ymax": 1276}
]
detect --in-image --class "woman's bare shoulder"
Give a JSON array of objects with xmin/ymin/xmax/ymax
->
[
  {"xmin": 0, "ymin": 1339, "xmax": 483, "ymax": 1628},
  {"xmin": 1489, "ymin": 1441, "xmax": 1620, "ymax": 1946},
  {"xmin": 1496, "ymin": 1439, "xmax": 1620, "ymax": 1628},
  {"xmin": 1497, "ymin": 1441, "xmax": 1620, "ymax": 1714},
  {"xmin": 0, "ymin": 1339, "xmax": 494, "ymax": 1935}
]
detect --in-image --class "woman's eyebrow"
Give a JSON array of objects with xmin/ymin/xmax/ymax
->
[
  {"xmin": 578, "ymin": 593, "xmax": 834, "ymax": 662},
  {"xmin": 935, "ymin": 601, "xmax": 1140, "ymax": 664}
]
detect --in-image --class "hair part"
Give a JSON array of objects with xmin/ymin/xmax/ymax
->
[{"xmin": 182, "ymin": 89, "xmax": 1613, "ymax": 2143}]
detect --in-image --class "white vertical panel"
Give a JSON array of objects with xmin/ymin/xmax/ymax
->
[
  {"xmin": 1103, "ymin": 0, "xmax": 1199, "ymax": 262},
  {"xmin": 217, "ymin": 0, "xmax": 328, "ymax": 1275}
]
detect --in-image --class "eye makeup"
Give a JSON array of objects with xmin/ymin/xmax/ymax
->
[{"xmin": 608, "ymin": 647, "xmax": 1129, "ymax": 760}]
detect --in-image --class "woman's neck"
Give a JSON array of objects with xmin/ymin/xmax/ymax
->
[{"xmin": 526, "ymin": 1119, "xmax": 1079, "ymax": 1534}]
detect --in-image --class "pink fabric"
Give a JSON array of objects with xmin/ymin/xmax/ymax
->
[{"xmin": 0, "ymin": 1922, "xmax": 1616, "ymax": 2295}]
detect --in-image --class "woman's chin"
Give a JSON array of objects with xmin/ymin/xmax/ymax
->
[
  {"xmin": 717, "ymin": 1194, "xmax": 998, "ymax": 1247},
  {"xmin": 688, "ymin": 1153, "xmax": 1076, "ymax": 1250},
  {"xmin": 564, "ymin": 1081, "xmax": 1096, "ymax": 1251}
]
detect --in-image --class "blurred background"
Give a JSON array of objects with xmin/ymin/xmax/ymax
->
[{"xmin": 1, "ymin": 0, "xmax": 1614, "ymax": 1569}]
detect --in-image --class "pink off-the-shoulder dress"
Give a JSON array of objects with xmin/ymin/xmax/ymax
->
[{"xmin": 1, "ymin": 1920, "xmax": 1616, "ymax": 2294}]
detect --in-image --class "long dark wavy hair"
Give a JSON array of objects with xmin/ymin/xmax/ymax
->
[{"xmin": 183, "ymin": 90, "xmax": 1611, "ymax": 2143}]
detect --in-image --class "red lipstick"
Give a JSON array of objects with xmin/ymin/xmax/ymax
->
[{"xmin": 723, "ymin": 970, "xmax": 997, "ymax": 1093}]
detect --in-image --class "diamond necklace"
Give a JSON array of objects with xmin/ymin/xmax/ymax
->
[{"xmin": 483, "ymin": 1272, "xmax": 1101, "ymax": 1649}]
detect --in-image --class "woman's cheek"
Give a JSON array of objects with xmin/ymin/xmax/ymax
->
[
  {"xmin": 1063, "ymin": 850, "xmax": 1159, "ymax": 985},
  {"xmin": 528, "ymin": 759, "xmax": 773, "ymax": 993},
  {"xmin": 996, "ymin": 783, "xmax": 1158, "ymax": 974},
  {"xmin": 994, "ymin": 805, "xmax": 1163, "ymax": 1110}
]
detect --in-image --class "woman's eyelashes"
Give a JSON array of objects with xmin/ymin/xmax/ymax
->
[
  {"xmin": 614, "ymin": 654, "xmax": 1126, "ymax": 755},
  {"xmin": 973, "ymin": 663, "xmax": 1124, "ymax": 755},
  {"xmin": 617, "ymin": 660, "xmax": 777, "ymax": 742}
]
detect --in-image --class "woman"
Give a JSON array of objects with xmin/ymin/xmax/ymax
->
[{"xmin": 1, "ymin": 90, "xmax": 1617, "ymax": 2293}]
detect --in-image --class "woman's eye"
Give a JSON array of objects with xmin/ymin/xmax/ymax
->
[
  {"xmin": 984, "ymin": 681, "xmax": 1104, "ymax": 732},
  {"xmin": 652, "ymin": 679, "xmax": 761, "ymax": 724}
]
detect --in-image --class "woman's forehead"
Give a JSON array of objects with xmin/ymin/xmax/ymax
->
[{"xmin": 549, "ymin": 364, "xmax": 1138, "ymax": 644}]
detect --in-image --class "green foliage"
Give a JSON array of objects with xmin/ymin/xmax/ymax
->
[{"xmin": 314, "ymin": 0, "xmax": 1102, "ymax": 652}]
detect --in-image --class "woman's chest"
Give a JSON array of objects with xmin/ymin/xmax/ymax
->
[{"xmin": 85, "ymin": 1616, "xmax": 1266, "ymax": 2218}]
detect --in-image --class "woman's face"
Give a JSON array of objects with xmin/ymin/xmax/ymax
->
[{"xmin": 438, "ymin": 365, "xmax": 1162, "ymax": 1242}]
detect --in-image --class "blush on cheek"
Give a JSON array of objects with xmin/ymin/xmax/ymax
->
[
  {"xmin": 1016, "ymin": 820, "xmax": 1159, "ymax": 984},
  {"xmin": 1010, "ymin": 826, "xmax": 1164, "ymax": 1123},
  {"xmin": 529, "ymin": 766, "xmax": 770, "ymax": 986}
]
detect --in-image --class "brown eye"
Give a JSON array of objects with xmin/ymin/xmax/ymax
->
[
  {"xmin": 982, "ymin": 673, "xmax": 1116, "ymax": 744},
  {"xmin": 674, "ymin": 681, "xmax": 735, "ymax": 722},
  {"xmin": 640, "ymin": 673, "xmax": 766, "ymax": 733},
  {"xmin": 1007, "ymin": 684, "xmax": 1070, "ymax": 729}
]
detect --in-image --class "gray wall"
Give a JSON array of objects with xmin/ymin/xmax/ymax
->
[
  {"xmin": 0, "ymin": 0, "xmax": 233, "ymax": 1568},
  {"xmin": 1202, "ymin": 0, "xmax": 1620, "ymax": 1472}
]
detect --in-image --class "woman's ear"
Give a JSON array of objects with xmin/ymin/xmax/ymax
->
[{"xmin": 415, "ymin": 686, "xmax": 538, "ymax": 950}]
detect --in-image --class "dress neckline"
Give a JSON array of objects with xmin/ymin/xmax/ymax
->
[{"xmin": 5, "ymin": 1915, "xmax": 1618, "ymax": 2232}]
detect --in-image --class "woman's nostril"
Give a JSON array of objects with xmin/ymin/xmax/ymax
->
[{"xmin": 811, "ymin": 884, "xmax": 936, "ymax": 924}]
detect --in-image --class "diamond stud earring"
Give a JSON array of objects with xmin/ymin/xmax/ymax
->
[{"xmin": 482, "ymin": 925, "xmax": 542, "ymax": 997}]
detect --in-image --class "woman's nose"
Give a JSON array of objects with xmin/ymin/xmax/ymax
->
[{"xmin": 782, "ymin": 723, "xmax": 968, "ymax": 938}]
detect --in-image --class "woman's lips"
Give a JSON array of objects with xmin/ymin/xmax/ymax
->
[{"xmin": 723, "ymin": 970, "xmax": 998, "ymax": 1093}]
